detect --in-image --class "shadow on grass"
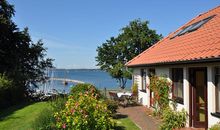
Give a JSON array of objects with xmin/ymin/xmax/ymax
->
[
  {"xmin": 113, "ymin": 113, "xmax": 128, "ymax": 119},
  {"xmin": 112, "ymin": 114, "xmax": 128, "ymax": 130},
  {"xmin": 0, "ymin": 101, "xmax": 33, "ymax": 121},
  {"xmin": 113, "ymin": 126, "xmax": 126, "ymax": 130}
]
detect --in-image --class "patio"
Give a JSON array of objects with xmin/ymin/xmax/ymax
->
[{"xmin": 117, "ymin": 106, "xmax": 160, "ymax": 130}]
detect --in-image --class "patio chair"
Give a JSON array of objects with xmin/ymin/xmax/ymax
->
[
  {"xmin": 109, "ymin": 92, "xmax": 127, "ymax": 107},
  {"xmin": 109, "ymin": 91, "xmax": 120, "ymax": 101}
]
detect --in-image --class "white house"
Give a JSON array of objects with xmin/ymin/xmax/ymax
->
[{"xmin": 126, "ymin": 6, "xmax": 220, "ymax": 129}]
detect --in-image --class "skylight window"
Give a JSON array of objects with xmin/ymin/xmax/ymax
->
[{"xmin": 171, "ymin": 15, "xmax": 215, "ymax": 39}]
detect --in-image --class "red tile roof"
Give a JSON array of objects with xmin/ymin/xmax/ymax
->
[{"xmin": 126, "ymin": 6, "xmax": 220, "ymax": 67}]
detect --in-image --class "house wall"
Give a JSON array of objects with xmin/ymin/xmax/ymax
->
[
  {"xmin": 207, "ymin": 66, "xmax": 219, "ymax": 127},
  {"xmin": 132, "ymin": 62, "xmax": 220, "ymax": 128}
]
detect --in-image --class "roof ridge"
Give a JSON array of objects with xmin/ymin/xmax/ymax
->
[{"xmin": 199, "ymin": 5, "xmax": 220, "ymax": 16}]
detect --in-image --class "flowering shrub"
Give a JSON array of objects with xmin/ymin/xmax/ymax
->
[
  {"xmin": 54, "ymin": 92, "xmax": 115, "ymax": 130},
  {"xmin": 149, "ymin": 75, "xmax": 171, "ymax": 115},
  {"xmin": 70, "ymin": 83, "xmax": 102, "ymax": 99}
]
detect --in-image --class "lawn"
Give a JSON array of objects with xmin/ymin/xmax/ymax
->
[
  {"xmin": 0, "ymin": 102, "xmax": 140, "ymax": 130},
  {"xmin": 115, "ymin": 117, "xmax": 140, "ymax": 130},
  {"xmin": 0, "ymin": 102, "xmax": 49, "ymax": 130}
]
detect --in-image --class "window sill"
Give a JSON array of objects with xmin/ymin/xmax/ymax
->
[
  {"xmin": 211, "ymin": 112, "xmax": 220, "ymax": 118},
  {"xmin": 173, "ymin": 97, "xmax": 184, "ymax": 105},
  {"xmin": 139, "ymin": 90, "xmax": 146, "ymax": 93}
]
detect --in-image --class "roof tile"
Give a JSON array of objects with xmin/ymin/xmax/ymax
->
[{"xmin": 126, "ymin": 6, "xmax": 220, "ymax": 67}]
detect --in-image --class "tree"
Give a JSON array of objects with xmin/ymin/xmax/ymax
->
[
  {"xmin": 96, "ymin": 19, "xmax": 162, "ymax": 89},
  {"xmin": 0, "ymin": 0, "xmax": 53, "ymax": 107}
]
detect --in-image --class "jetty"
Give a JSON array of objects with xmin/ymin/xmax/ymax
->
[{"xmin": 50, "ymin": 78, "xmax": 85, "ymax": 84}]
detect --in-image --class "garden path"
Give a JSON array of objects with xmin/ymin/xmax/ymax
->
[{"xmin": 117, "ymin": 106, "xmax": 160, "ymax": 130}]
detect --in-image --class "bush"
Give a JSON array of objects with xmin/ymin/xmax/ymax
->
[
  {"xmin": 50, "ymin": 96, "xmax": 67, "ymax": 112},
  {"xmin": 210, "ymin": 122, "xmax": 220, "ymax": 130},
  {"xmin": 54, "ymin": 92, "xmax": 115, "ymax": 130},
  {"xmin": 32, "ymin": 108, "xmax": 56, "ymax": 130},
  {"xmin": 160, "ymin": 107, "xmax": 188, "ymax": 130},
  {"xmin": 32, "ymin": 96, "xmax": 67, "ymax": 130},
  {"xmin": 104, "ymin": 99, "xmax": 118, "ymax": 114},
  {"xmin": 70, "ymin": 83, "xmax": 102, "ymax": 98}
]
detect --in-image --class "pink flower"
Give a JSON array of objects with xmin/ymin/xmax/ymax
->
[{"xmin": 62, "ymin": 123, "xmax": 66, "ymax": 129}]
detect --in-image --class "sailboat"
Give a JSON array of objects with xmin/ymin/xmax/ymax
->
[{"xmin": 63, "ymin": 69, "xmax": 68, "ymax": 85}]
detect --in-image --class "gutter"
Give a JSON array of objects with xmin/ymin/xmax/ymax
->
[{"xmin": 126, "ymin": 57, "xmax": 220, "ymax": 68}]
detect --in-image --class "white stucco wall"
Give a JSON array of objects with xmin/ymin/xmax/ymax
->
[
  {"xmin": 133, "ymin": 68, "xmax": 141, "ymax": 90},
  {"xmin": 138, "ymin": 90, "xmax": 148, "ymax": 106}
]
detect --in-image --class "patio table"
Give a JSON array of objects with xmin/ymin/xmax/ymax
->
[{"xmin": 117, "ymin": 92, "xmax": 132, "ymax": 98}]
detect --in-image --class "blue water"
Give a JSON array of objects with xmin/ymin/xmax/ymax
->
[{"xmin": 44, "ymin": 69, "xmax": 132, "ymax": 92}]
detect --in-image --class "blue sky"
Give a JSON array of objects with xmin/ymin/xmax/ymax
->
[{"xmin": 8, "ymin": 0, "xmax": 220, "ymax": 69}]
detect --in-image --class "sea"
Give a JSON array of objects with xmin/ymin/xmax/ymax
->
[{"xmin": 40, "ymin": 69, "xmax": 132, "ymax": 93}]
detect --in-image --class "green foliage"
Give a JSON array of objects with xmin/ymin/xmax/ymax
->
[
  {"xmin": 54, "ymin": 92, "xmax": 115, "ymax": 130},
  {"xmin": 0, "ymin": 74, "xmax": 13, "ymax": 109},
  {"xmin": 32, "ymin": 108, "xmax": 56, "ymax": 130},
  {"xmin": 96, "ymin": 19, "xmax": 162, "ymax": 89},
  {"xmin": 50, "ymin": 96, "xmax": 67, "ymax": 112},
  {"xmin": 0, "ymin": 74, "xmax": 12, "ymax": 90},
  {"xmin": 131, "ymin": 82, "xmax": 138, "ymax": 96},
  {"xmin": 149, "ymin": 75, "xmax": 171, "ymax": 115},
  {"xmin": 210, "ymin": 123, "xmax": 220, "ymax": 130},
  {"xmin": 160, "ymin": 107, "xmax": 188, "ymax": 130},
  {"xmin": 104, "ymin": 99, "xmax": 118, "ymax": 114},
  {"xmin": 0, "ymin": 0, "xmax": 53, "ymax": 107}
]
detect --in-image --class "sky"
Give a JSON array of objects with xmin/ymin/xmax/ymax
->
[{"xmin": 8, "ymin": 0, "xmax": 220, "ymax": 69}]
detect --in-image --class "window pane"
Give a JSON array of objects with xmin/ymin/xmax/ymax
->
[
  {"xmin": 178, "ymin": 82, "xmax": 183, "ymax": 98},
  {"xmin": 172, "ymin": 68, "xmax": 183, "ymax": 104},
  {"xmin": 141, "ymin": 69, "xmax": 146, "ymax": 91}
]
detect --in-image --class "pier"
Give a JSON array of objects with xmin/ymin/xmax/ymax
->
[{"xmin": 50, "ymin": 78, "xmax": 85, "ymax": 84}]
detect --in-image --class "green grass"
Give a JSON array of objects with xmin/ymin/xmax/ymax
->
[
  {"xmin": 115, "ymin": 117, "xmax": 140, "ymax": 130},
  {"xmin": 0, "ymin": 102, "xmax": 49, "ymax": 130},
  {"xmin": 0, "ymin": 101, "xmax": 139, "ymax": 130}
]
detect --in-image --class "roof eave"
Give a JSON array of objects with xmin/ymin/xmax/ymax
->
[{"xmin": 126, "ymin": 57, "xmax": 220, "ymax": 68}]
